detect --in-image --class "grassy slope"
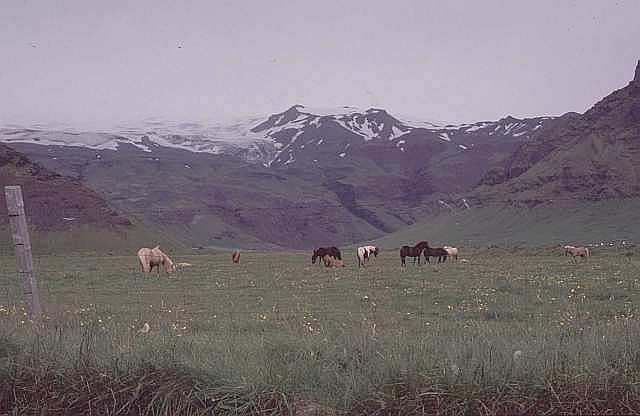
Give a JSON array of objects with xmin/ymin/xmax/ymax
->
[
  {"xmin": 0, "ymin": 223, "xmax": 185, "ymax": 255},
  {"xmin": 372, "ymin": 199, "xmax": 640, "ymax": 249},
  {"xmin": 2, "ymin": 249, "xmax": 640, "ymax": 413}
]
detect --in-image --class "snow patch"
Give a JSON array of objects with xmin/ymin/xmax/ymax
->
[
  {"xmin": 390, "ymin": 125, "xmax": 409, "ymax": 140},
  {"xmin": 338, "ymin": 152, "xmax": 346, "ymax": 158},
  {"xmin": 438, "ymin": 200, "xmax": 454, "ymax": 210},
  {"xmin": 438, "ymin": 132, "xmax": 451, "ymax": 142},
  {"xmin": 464, "ymin": 122, "xmax": 493, "ymax": 132}
]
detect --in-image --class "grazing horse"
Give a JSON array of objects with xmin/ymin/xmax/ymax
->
[
  {"xmin": 400, "ymin": 245, "xmax": 423, "ymax": 267},
  {"xmin": 423, "ymin": 247, "xmax": 449, "ymax": 264},
  {"xmin": 443, "ymin": 246, "xmax": 459, "ymax": 262},
  {"xmin": 232, "ymin": 250, "xmax": 241, "ymax": 263},
  {"xmin": 312, "ymin": 247, "xmax": 342, "ymax": 264},
  {"xmin": 565, "ymin": 245, "xmax": 590, "ymax": 259},
  {"xmin": 137, "ymin": 246, "xmax": 175, "ymax": 274},
  {"xmin": 323, "ymin": 254, "xmax": 345, "ymax": 268},
  {"xmin": 357, "ymin": 245, "xmax": 379, "ymax": 267}
]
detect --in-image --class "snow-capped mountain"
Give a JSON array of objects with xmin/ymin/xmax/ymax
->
[
  {"xmin": 0, "ymin": 106, "xmax": 554, "ymax": 169},
  {"xmin": 0, "ymin": 105, "xmax": 557, "ymax": 248},
  {"xmin": 245, "ymin": 105, "xmax": 553, "ymax": 168}
]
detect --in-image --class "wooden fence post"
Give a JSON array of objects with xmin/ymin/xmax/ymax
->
[{"xmin": 4, "ymin": 185, "xmax": 42, "ymax": 320}]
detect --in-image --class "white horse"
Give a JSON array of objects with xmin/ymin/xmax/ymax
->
[
  {"xmin": 443, "ymin": 246, "xmax": 459, "ymax": 262},
  {"xmin": 137, "ymin": 246, "xmax": 176, "ymax": 274},
  {"xmin": 357, "ymin": 245, "xmax": 379, "ymax": 267}
]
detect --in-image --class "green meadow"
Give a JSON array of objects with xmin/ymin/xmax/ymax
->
[{"xmin": 1, "ymin": 247, "xmax": 640, "ymax": 414}]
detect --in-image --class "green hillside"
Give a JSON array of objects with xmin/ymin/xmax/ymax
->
[
  {"xmin": 0, "ymin": 224, "xmax": 184, "ymax": 256},
  {"xmin": 372, "ymin": 199, "xmax": 640, "ymax": 249}
]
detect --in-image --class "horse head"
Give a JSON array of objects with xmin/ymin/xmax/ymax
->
[
  {"xmin": 163, "ymin": 256, "xmax": 176, "ymax": 273},
  {"xmin": 311, "ymin": 249, "xmax": 319, "ymax": 264}
]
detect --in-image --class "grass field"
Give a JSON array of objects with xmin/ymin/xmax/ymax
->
[{"xmin": 2, "ymin": 247, "xmax": 640, "ymax": 414}]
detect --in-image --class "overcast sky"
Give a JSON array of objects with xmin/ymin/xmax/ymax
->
[{"xmin": 1, "ymin": 0, "xmax": 639, "ymax": 129}]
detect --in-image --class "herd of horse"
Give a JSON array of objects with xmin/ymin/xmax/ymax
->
[
  {"xmin": 312, "ymin": 242, "xmax": 458, "ymax": 268},
  {"xmin": 136, "ymin": 242, "xmax": 591, "ymax": 275}
]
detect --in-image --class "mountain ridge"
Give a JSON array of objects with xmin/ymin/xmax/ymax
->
[{"xmin": 0, "ymin": 61, "xmax": 637, "ymax": 249}]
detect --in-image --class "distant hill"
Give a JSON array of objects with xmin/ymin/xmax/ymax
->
[
  {"xmin": 0, "ymin": 143, "xmax": 157, "ymax": 253},
  {"xmin": 375, "ymin": 61, "xmax": 640, "ymax": 248},
  {"xmin": 473, "ymin": 60, "xmax": 640, "ymax": 204}
]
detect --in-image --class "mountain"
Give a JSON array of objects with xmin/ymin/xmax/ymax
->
[
  {"xmin": 371, "ymin": 61, "xmax": 640, "ymax": 248},
  {"xmin": 0, "ymin": 143, "xmax": 131, "ymax": 230},
  {"xmin": 473, "ymin": 60, "xmax": 640, "ymax": 205},
  {"xmin": 0, "ymin": 106, "xmax": 555, "ymax": 248},
  {"xmin": 0, "ymin": 143, "xmax": 151, "ymax": 253}
]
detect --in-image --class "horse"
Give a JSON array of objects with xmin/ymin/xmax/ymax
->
[
  {"xmin": 323, "ymin": 254, "xmax": 345, "ymax": 268},
  {"xmin": 137, "ymin": 246, "xmax": 176, "ymax": 274},
  {"xmin": 312, "ymin": 247, "xmax": 342, "ymax": 264},
  {"xmin": 232, "ymin": 250, "xmax": 241, "ymax": 263},
  {"xmin": 423, "ymin": 247, "xmax": 449, "ymax": 264},
  {"xmin": 565, "ymin": 245, "xmax": 590, "ymax": 260},
  {"xmin": 414, "ymin": 241, "xmax": 430, "ymax": 253},
  {"xmin": 443, "ymin": 246, "xmax": 459, "ymax": 262},
  {"xmin": 357, "ymin": 245, "xmax": 379, "ymax": 267},
  {"xmin": 400, "ymin": 245, "xmax": 423, "ymax": 267}
]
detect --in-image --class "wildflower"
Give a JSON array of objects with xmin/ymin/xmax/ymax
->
[{"xmin": 448, "ymin": 364, "xmax": 461, "ymax": 376}]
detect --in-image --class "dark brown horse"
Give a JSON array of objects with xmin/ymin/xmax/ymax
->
[
  {"xmin": 414, "ymin": 241, "xmax": 430, "ymax": 253},
  {"xmin": 312, "ymin": 247, "xmax": 342, "ymax": 264},
  {"xmin": 400, "ymin": 246, "xmax": 420, "ymax": 266},
  {"xmin": 423, "ymin": 247, "xmax": 448, "ymax": 264}
]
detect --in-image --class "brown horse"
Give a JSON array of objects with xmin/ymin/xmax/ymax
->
[
  {"xmin": 564, "ymin": 245, "xmax": 590, "ymax": 260},
  {"xmin": 232, "ymin": 250, "xmax": 241, "ymax": 263},
  {"xmin": 400, "ymin": 241, "xmax": 430, "ymax": 267},
  {"xmin": 400, "ymin": 246, "xmax": 420, "ymax": 266},
  {"xmin": 323, "ymin": 254, "xmax": 345, "ymax": 267},
  {"xmin": 137, "ymin": 246, "xmax": 175, "ymax": 274},
  {"xmin": 423, "ymin": 247, "xmax": 448, "ymax": 264},
  {"xmin": 312, "ymin": 247, "xmax": 342, "ymax": 264}
]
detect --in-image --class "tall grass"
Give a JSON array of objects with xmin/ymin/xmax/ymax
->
[{"xmin": 1, "ymin": 248, "xmax": 640, "ymax": 414}]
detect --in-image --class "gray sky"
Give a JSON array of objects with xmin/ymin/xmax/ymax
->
[{"xmin": 1, "ymin": 0, "xmax": 639, "ymax": 129}]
